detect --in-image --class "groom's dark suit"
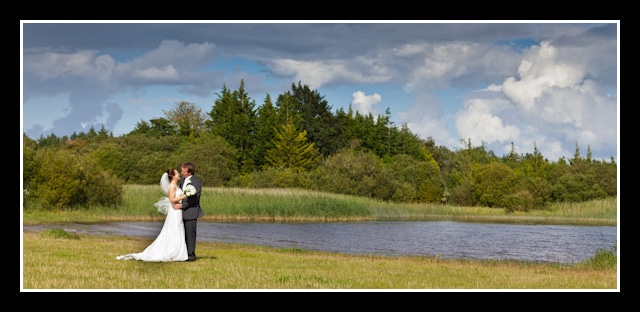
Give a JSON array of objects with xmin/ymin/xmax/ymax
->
[{"xmin": 180, "ymin": 174, "xmax": 204, "ymax": 261}]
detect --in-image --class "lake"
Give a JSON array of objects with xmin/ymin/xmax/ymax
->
[{"xmin": 23, "ymin": 220, "xmax": 617, "ymax": 264}]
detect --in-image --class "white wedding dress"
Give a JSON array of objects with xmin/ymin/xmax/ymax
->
[{"xmin": 116, "ymin": 180, "xmax": 188, "ymax": 262}]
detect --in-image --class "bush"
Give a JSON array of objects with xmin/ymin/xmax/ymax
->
[
  {"xmin": 388, "ymin": 154, "xmax": 444, "ymax": 203},
  {"xmin": 25, "ymin": 148, "xmax": 124, "ymax": 210},
  {"xmin": 503, "ymin": 190, "xmax": 535, "ymax": 213},
  {"xmin": 314, "ymin": 149, "xmax": 382, "ymax": 198},
  {"xmin": 473, "ymin": 162, "xmax": 517, "ymax": 208}
]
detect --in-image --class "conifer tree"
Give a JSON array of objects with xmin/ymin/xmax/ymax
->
[
  {"xmin": 264, "ymin": 122, "xmax": 320, "ymax": 172},
  {"xmin": 286, "ymin": 82, "xmax": 338, "ymax": 156},
  {"xmin": 207, "ymin": 80, "xmax": 257, "ymax": 172},
  {"xmin": 253, "ymin": 94, "xmax": 280, "ymax": 168}
]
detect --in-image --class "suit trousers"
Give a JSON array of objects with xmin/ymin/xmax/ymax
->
[{"xmin": 184, "ymin": 219, "xmax": 198, "ymax": 258}]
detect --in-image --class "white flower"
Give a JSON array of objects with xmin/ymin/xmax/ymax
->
[{"xmin": 184, "ymin": 183, "xmax": 197, "ymax": 197}]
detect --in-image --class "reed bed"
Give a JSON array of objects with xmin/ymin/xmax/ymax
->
[{"xmin": 23, "ymin": 185, "xmax": 617, "ymax": 226}]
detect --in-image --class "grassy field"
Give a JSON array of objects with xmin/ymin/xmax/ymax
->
[
  {"xmin": 22, "ymin": 230, "xmax": 617, "ymax": 290},
  {"xmin": 21, "ymin": 186, "xmax": 618, "ymax": 290}
]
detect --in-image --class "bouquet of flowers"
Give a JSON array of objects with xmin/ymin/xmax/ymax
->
[{"xmin": 183, "ymin": 182, "xmax": 197, "ymax": 197}]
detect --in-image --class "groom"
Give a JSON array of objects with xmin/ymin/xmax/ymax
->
[{"xmin": 173, "ymin": 162, "xmax": 205, "ymax": 261}]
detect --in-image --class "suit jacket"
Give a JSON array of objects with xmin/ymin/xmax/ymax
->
[{"xmin": 180, "ymin": 174, "xmax": 204, "ymax": 220}]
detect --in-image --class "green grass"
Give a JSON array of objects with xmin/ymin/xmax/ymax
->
[
  {"xmin": 22, "ymin": 230, "xmax": 617, "ymax": 289},
  {"xmin": 581, "ymin": 246, "xmax": 617, "ymax": 270},
  {"xmin": 40, "ymin": 228, "xmax": 80, "ymax": 240}
]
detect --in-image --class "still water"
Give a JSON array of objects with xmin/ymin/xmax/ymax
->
[{"xmin": 25, "ymin": 221, "xmax": 617, "ymax": 264}]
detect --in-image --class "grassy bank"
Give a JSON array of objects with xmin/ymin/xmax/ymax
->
[
  {"xmin": 22, "ymin": 185, "xmax": 618, "ymax": 226},
  {"xmin": 22, "ymin": 230, "xmax": 617, "ymax": 290},
  {"xmin": 21, "ymin": 186, "xmax": 618, "ymax": 290}
]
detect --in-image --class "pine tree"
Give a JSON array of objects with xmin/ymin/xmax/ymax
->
[{"xmin": 265, "ymin": 122, "xmax": 320, "ymax": 172}]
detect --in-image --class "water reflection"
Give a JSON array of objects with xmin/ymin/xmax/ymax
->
[{"xmin": 24, "ymin": 221, "xmax": 617, "ymax": 263}]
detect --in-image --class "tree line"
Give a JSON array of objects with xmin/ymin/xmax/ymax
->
[{"xmin": 23, "ymin": 80, "xmax": 617, "ymax": 212}]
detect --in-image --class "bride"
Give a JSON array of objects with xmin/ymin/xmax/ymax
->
[{"xmin": 116, "ymin": 168, "xmax": 189, "ymax": 262}]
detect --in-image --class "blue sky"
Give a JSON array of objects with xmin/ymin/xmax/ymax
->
[{"xmin": 21, "ymin": 21, "xmax": 619, "ymax": 162}]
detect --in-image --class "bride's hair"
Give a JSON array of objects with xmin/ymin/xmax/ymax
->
[{"xmin": 166, "ymin": 168, "xmax": 178, "ymax": 181}]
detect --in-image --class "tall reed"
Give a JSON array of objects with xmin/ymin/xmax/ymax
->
[{"xmin": 23, "ymin": 185, "xmax": 617, "ymax": 226}]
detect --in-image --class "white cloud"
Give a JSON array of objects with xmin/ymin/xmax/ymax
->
[
  {"xmin": 132, "ymin": 65, "xmax": 180, "ymax": 81},
  {"xmin": 456, "ymin": 98, "xmax": 520, "ymax": 145},
  {"xmin": 502, "ymin": 41, "xmax": 584, "ymax": 111},
  {"xmin": 456, "ymin": 38, "xmax": 617, "ymax": 161},
  {"xmin": 268, "ymin": 56, "xmax": 393, "ymax": 89},
  {"xmin": 351, "ymin": 91, "xmax": 381, "ymax": 116},
  {"xmin": 484, "ymin": 84, "xmax": 502, "ymax": 92},
  {"xmin": 268, "ymin": 59, "xmax": 343, "ymax": 89}
]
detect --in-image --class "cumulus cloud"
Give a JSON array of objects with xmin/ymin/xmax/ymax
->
[
  {"xmin": 456, "ymin": 97, "xmax": 520, "ymax": 145},
  {"xmin": 455, "ymin": 37, "xmax": 617, "ymax": 161},
  {"xmin": 350, "ymin": 91, "xmax": 382, "ymax": 116},
  {"xmin": 502, "ymin": 41, "xmax": 584, "ymax": 111}
]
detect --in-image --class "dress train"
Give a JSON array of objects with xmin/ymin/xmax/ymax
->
[{"xmin": 116, "ymin": 188, "xmax": 188, "ymax": 262}]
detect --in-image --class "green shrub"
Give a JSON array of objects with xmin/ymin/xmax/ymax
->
[
  {"xmin": 314, "ymin": 149, "xmax": 381, "ymax": 198},
  {"xmin": 388, "ymin": 154, "xmax": 444, "ymax": 203},
  {"xmin": 504, "ymin": 190, "xmax": 535, "ymax": 213},
  {"xmin": 26, "ymin": 148, "xmax": 123, "ymax": 210},
  {"xmin": 473, "ymin": 162, "xmax": 518, "ymax": 208}
]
